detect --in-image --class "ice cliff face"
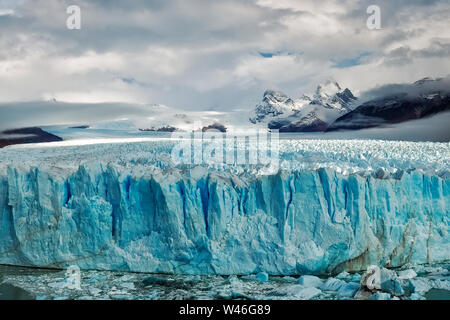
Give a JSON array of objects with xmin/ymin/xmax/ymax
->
[{"xmin": 0, "ymin": 140, "xmax": 448, "ymax": 275}]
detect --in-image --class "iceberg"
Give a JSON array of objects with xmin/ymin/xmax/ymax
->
[{"xmin": 0, "ymin": 139, "xmax": 449, "ymax": 275}]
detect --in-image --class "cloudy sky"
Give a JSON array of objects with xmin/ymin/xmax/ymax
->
[{"xmin": 0, "ymin": 0, "xmax": 449, "ymax": 111}]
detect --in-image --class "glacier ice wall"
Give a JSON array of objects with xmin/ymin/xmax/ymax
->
[{"xmin": 0, "ymin": 163, "xmax": 448, "ymax": 275}]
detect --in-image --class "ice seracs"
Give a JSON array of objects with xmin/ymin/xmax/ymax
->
[{"xmin": 0, "ymin": 139, "xmax": 448, "ymax": 275}]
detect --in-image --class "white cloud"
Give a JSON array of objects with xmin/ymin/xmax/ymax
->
[
  {"xmin": 0, "ymin": 8, "xmax": 14, "ymax": 16},
  {"xmin": 0, "ymin": 0, "xmax": 448, "ymax": 111},
  {"xmin": 54, "ymin": 51, "xmax": 125, "ymax": 75}
]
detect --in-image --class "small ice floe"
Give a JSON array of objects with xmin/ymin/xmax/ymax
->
[
  {"xmin": 368, "ymin": 292, "xmax": 391, "ymax": 300},
  {"xmin": 398, "ymin": 269, "xmax": 417, "ymax": 280},
  {"xmin": 277, "ymin": 285, "xmax": 322, "ymax": 300},
  {"xmin": 321, "ymin": 278, "xmax": 347, "ymax": 292},
  {"xmin": 87, "ymin": 273, "xmax": 107, "ymax": 284},
  {"xmin": 120, "ymin": 282, "xmax": 136, "ymax": 290},
  {"xmin": 280, "ymin": 276, "xmax": 297, "ymax": 282},
  {"xmin": 256, "ymin": 272, "xmax": 269, "ymax": 283},
  {"xmin": 336, "ymin": 271, "xmax": 351, "ymax": 281},
  {"xmin": 296, "ymin": 287, "xmax": 322, "ymax": 300},
  {"xmin": 337, "ymin": 283, "xmax": 360, "ymax": 298},
  {"xmin": 298, "ymin": 275, "xmax": 323, "ymax": 288},
  {"xmin": 89, "ymin": 288, "xmax": 102, "ymax": 296},
  {"xmin": 408, "ymin": 278, "xmax": 432, "ymax": 294}
]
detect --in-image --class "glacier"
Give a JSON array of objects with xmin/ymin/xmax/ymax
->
[{"xmin": 0, "ymin": 139, "xmax": 449, "ymax": 275}]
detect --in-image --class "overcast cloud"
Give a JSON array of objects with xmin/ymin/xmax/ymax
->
[{"xmin": 0, "ymin": 0, "xmax": 449, "ymax": 113}]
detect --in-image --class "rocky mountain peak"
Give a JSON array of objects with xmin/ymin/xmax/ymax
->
[
  {"xmin": 315, "ymin": 80, "xmax": 342, "ymax": 98},
  {"xmin": 250, "ymin": 81, "xmax": 358, "ymax": 129}
]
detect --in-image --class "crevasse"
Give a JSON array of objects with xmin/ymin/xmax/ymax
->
[{"xmin": 0, "ymin": 163, "xmax": 448, "ymax": 275}]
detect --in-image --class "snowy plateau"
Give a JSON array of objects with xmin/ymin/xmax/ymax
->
[{"xmin": 0, "ymin": 139, "xmax": 449, "ymax": 276}]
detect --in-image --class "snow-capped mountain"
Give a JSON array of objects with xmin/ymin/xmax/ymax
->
[
  {"xmin": 249, "ymin": 90, "xmax": 306, "ymax": 123},
  {"xmin": 328, "ymin": 77, "xmax": 450, "ymax": 131},
  {"xmin": 40, "ymin": 77, "xmax": 448, "ymax": 135},
  {"xmin": 311, "ymin": 81, "xmax": 356, "ymax": 113},
  {"xmin": 250, "ymin": 80, "xmax": 357, "ymax": 132}
]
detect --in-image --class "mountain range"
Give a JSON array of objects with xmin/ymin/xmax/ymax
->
[
  {"xmin": 250, "ymin": 77, "xmax": 450, "ymax": 133},
  {"xmin": 5, "ymin": 77, "xmax": 447, "ymax": 137},
  {"xmin": 250, "ymin": 80, "xmax": 357, "ymax": 132},
  {"xmin": 328, "ymin": 78, "xmax": 450, "ymax": 131}
]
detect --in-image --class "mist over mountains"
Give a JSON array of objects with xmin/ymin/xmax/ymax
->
[
  {"xmin": 251, "ymin": 76, "xmax": 450, "ymax": 133},
  {"xmin": 0, "ymin": 76, "xmax": 449, "ymax": 140}
]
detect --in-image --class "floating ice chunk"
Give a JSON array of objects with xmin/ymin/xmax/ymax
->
[
  {"xmin": 280, "ymin": 285, "xmax": 322, "ymax": 300},
  {"xmin": 297, "ymin": 287, "xmax": 322, "ymax": 300},
  {"xmin": 409, "ymin": 293, "xmax": 425, "ymax": 300},
  {"xmin": 228, "ymin": 276, "xmax": 245, "ymax": 290},
  {"xmin": 380, "ymin": 270, "xmax": 404, "ymax": 296},
  {"xmin": 230, "ymin": 291, "xmax": 253, "ymax": 300},
  {"xmin": 408, "ymin": 278, "xmax": 431, "ymax": 294},
  {"xmin": 298, "ymin": 275, "xmax": 323, "ymax": 288},
  {"xmin": 119, "ymin": 275, "xmax": 134, "ymax": 282},
  {"xmin": 110, "ymin": 294, "xmax": 133, "ymax": 300},
  {"xmin": 350, "ymin": 274, "xmax": 361, "ymax": 282},
  {"xmin": 120, "ymin": 282, "xmax": 135, "ymax": 290},
  {"xmin": 184, "ymin": 275, "xmax": 201, "ymax": 282},
  {"xmin": 281, "ymin": 276, "xmax": 297, "ymax": 282},
  {"xmin": 433, "ymin": 278, "xmax": 450, "ymax": 291},
  {"xmin": 336, "ymin": 271, "xmax": 351, "ymax": 280},
  {"xmin": 256, "ymin": 272, "xmax": 269, "ymax": 283},
  {"xmin": 48, "ymin": 281, "xmax": 69, "ymax": 289},
  {"xmin": 398, "ymin": 269, "xmax": 417, "ymax": 280},
  {"xmin": 89, "ymin": 288, "xmax": 102, "ymax": 296},
  {"xmin": 321, "ymin": 278, "xmax": 346, "ymax": 292},
  {"xmin": 368, "ymin": 292, "xmax": 391, "ymax": 300},
  {"xmin": 87, "ymin": 274, "xmax": 107, "ymax": 283},
  {"xmin": 142, "ymin": 277, "xmax": 173, "ymax": 286},
  {"xmin": 337, "ymin": 282, "xmax": 360, "ymax": 298}
]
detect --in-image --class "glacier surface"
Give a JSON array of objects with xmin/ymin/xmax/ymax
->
[{"xmin": 0, "ymin": 139, "xmax": 449, "ymax": 275}]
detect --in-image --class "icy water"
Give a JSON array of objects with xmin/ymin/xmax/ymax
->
[
  {"xmin": 0, "ymin": 283, "xmax": 34, "ymax": 300},
  {"xmin": 1, "ymin": 264, "xmax": 449, "ymax": 300},
  {"xmin": 424, "ymin": 289, "xmax": 450, "ymax": 300}
]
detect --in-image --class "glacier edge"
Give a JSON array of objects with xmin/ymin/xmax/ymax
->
[{"xmin": 0, "ymin": 164, "xmax": 449, "ymax": 275}]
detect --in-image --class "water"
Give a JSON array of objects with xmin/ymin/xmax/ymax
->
[
  {"xmin": 0, "ymin": 283, "xmax": 34, "ymax": 300},
  {"xmin": 424, "ymin": 289, "xmax": 450, "ymax": 300},
  {"xmin": 1, "ymin": 264, "xmax": 449, "ymax": 300},
  {"xmin": 0, "ymin": 265, "xmax": 59, "ymax": 300}
]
